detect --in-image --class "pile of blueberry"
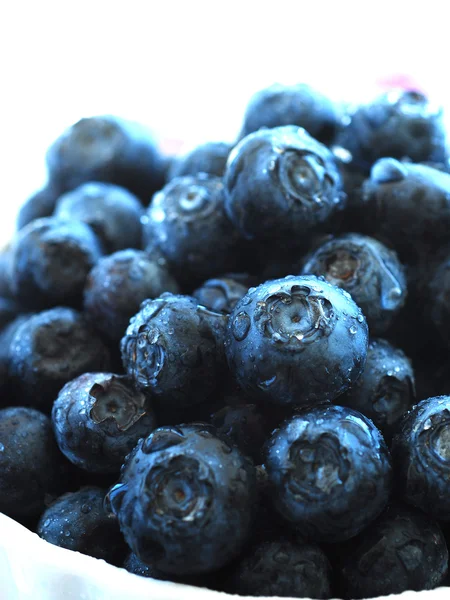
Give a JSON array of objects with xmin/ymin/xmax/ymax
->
[{"xmin": 2, "ymin": 84, "xmax": 450, "ymax": 599}]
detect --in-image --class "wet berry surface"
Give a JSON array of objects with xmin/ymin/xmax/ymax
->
[{"xmin": 1, "ymin": 83, "xmax": 450, "ymax": 598}]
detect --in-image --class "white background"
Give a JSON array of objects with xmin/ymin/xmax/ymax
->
[{"xmin": 0, "ymin": 0, "xmax": 448, "ymax": 240}]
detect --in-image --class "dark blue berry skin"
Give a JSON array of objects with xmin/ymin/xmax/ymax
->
[
  {"xmin": 106, "ymin": 423, "xmax": 257, "ymax": 575},
  {"xmin": 210, "ymin": 403, "xmax": 271, "ymax": 464},
  {"xmin": 17, "ymin": 183, "xmax": 61, "ymax": 230},
  {"xmin": 362, "ymin": 159, "xmax": 450, "ymax": 264},
  {"xmin": 123, "ymin": 552, "xmax": 167, "ymax": 579},
  {"xmin": 193, "ymin": 277, "xmax": 247, "ymax": 315},
  {"xmin": 337, "ymin": 90, "xmax": 447, "ymax": 173},
  {"xmin": 121, "ymin": 294, "xmax": 227, "ymax": 408},
  {"xmin": 225, "ymin": 275, "xmax": 368, "ymax": 406},
  {"xmin": 301, "ymin": 233, "xmax": 407, "ymax": 335},
  {"xmin": 169, "ymin": 142, "xmax": 232, "ymax": 180},
  {"xmin": 0, "ymin": 297, "xmax": 21, "ymax": 331},
  {"xmin": 0, "ymin": 315, "xmax": 32, "ymax": 391},
  {"xmin": 226, "ymin": 539, "xmax": 333, "ymax": 598},
  {"xmin": 265, "ymin": 405, "xmax": 392, "ymax": 543},
  {"xmin": 37, "ymin": 486, "xmax": 127, "ymax": 565},
  {"xmin": 337, "ymin": 504, "xmax": 448, "ymax": 599},
  {"xmin": 241, "ymin": 83, "xmax": 339, "ymax": 145},
  {"xmin": 144, "ymin": 174, "xmax": 241, "ymax": 287},
  {"xmin": 83, "ymin": 250, "xmax": 179, "ymax": 343},
  {"xmin": 0, "ymin": 245, "xmax": 14, "ymax": 299},
  {"xmin": 0, "ymin": 407, "xmax": 68, "ymax": 518},
  {"xmin": 52, "ymin": 372, "xmax": 157, "ymax": 474},
  {"xmin": 428, "ymin": 253, "xmax": 450, "ymax": 347},
  {"xmin": 8, "ymin": 308, "xmax": 111, "ymax": 411},
  {"xmin": 392, "ymin": 396, "xmax": 450, "ymax": 521},
  {"xmin": 123, "ymin": 552, "xmax": 222, "ymax": 589},
  {"xmin": 340, "ymin": 339, "xmax": 415, "ymax": 442},
  {"xmin": 46, "ymin": 115, "xmax": 165, "ymax": 204},
  {"xmin": 54, "ymin": 182, "xmax": 144, "ymax": 253},
  {"xmin": 224, "ymin": 126, "xmax": 344, "ymax": 242},
  {"xmin": 9, "ymin": 217, "xmax": 103, "ymax": 309}
]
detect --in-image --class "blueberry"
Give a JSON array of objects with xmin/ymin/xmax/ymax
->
[
  {"xmin": 224, "ymin": 126, "xmax": 344, "ymax": 241},
  {"xmin": 225, "ymin": 275, "xmax": 368, "ymax": 406},
  {"xmin": 226, "ymin": 539, "xmax": 333, "ymax": 598},
  {"xmin": 121, "ymin": 293, "xmax": 227, "ymax": 408},
  {"xmin": 17, "ymin": 183, "xmax": 61, "ymax": 230},
  {"xmin": 337, "ymin": 504, "xmax": 448, "ymax": 598},
  {"xmin": 9, "ymin": 217, "xmax": 103, "ymax": 309},
  {"xmin": 337, "ymin": 90, "xmax": 447, "ymax": 172},
  {"xmin": 83, "ymin": 249, "xmax": 179, "ymax": 343},
  {"xmin": 362, "ymin": 160, "xmax": 450, "ymax": 264},
  {"xmin": 0, "ymin": 314, "xmax": 32, "ymax": 382},
  {"xmin": 210, "ymin": 403, "xmax": 271, "ymax": 463},
  {"xmin": 0, "ymin": 245, "xmax": 14, "ymax": 299},
  {"xmin": 169, "ymin": 142, "xmax": 232, "ymax": 180},
  {"xmin": 265, "ymin": 405, "xmax": 392, "ymax": 542},
  {"xmin": 241, "ymin": 83, "xmax": 339, "ymax": 145},
  {"xmin": 54, "ymin": 182, "xmax": 144, "ymax": 253},
  {"xmin": 46, "ymin": 115, "xmax": 165, "ymax": 203},
  {"xmin": 301, "ymin": 233, "xmax": 407, "ymax": 334},
  {"xmin": 392, "ymin": 395, "xmax": 450, "ymax": 520},
  {"xmin": 106, "ymin": 423, "xmax": 256, "ymax": 575},
  {"xmin": 8, "ymin": 307, "xmax": 111, "ymax": 411},
  {"xmin": 144, "ymin": 174, "xmax": 241, "ymax": 287},
  {"xmin": 0, "ymin": 407, "xmax": 68, "ymax": 518},
  {"xmin": 123, "ymin": 552, "xmax": 221, "ymax": 589},
  {"xmin": 0, "ymin": 297, "xmax": 21, "ymax": 331},
  {"xmin": 428, "ymin": 254, "xmax": 450, "ymax": 347},
  {"xmin": 52, "ymin": 372, "xmax": 157, "ymax": 474},
  {"xmin": 193, "ymin": 277, "xmax": 248, "ymax": 314},
  {"xmin": 123, "ymin": 552, "xmax": 165, "ymax": 579},
  {"xmin": 340, "ymin": 338, "xmax": 415, "ymax": 441},
  {"xmin": 37, "ymin": 486, "xmax": 127, "ymax": 565}
]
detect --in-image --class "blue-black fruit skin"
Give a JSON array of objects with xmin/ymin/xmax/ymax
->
[
  {"xmin": 225, "ymin": 275, "xmax": 368, "ymax": 406},
  {"xmin": 54, "ymin": 182, "xmax": 144, "ymax": 253},
  {"xmin": 362, "ymin": 160, "xmax": 450, "ymax": 264},
  {"xmin": 428, "ymin": 254, "xmax": 450, "ymax": 347},
  {"xmin": 83, "ymin": 249, "xmax": 179, "ymax": 343},
  {"xmin": 337, "ymin": 504, "xmax": 449, "ymax": 599},
  {"xmin": 121, "ymin": 293, "xmax": 227, "ymax": 408},
  {"xmin": 37, "ymin": 486, "xmax": 127, "ymax": 565},
  {"xmin": 46, "ymin": 115, "xmax": 166, "ymax": 204},
  {"xmin": 224, "ymin": 126, "xmax": 344, "ymax": 242},
  {"xmin": 107, "ymin": 423, "xmax": 257, "ymax": 575},
  {"xmin": 241, "ymin": 83, "xmax": 339, "ymax": 145},
  {"xmin": 8, "ymin": 307, "xmax": 111, "ymax": 411},
  {"xmin": 210, "ymin": 403, "xmax": 271, "ymax": 464},
  {"xmin": 265, "ymin": 405, "xmax": 392, "ymax": 543},
  {"xmin": 17, "ymin": 183, "xmax": 62, "ymax": 230},
  {"xmin": 144, "ymin": 174, "xmax": 241, "ymax": 286},
  {"xmin": 0, "ymin": 297, "xmax": 21, "ymax": 332},
  {"xmin": 392, "ymin": 395, "xmax": 450, "ymax": 521},
  {"xmin": 9, "ymin": 217, "xmax": 103, "ymax": 310},
  {"xmin": 337, "ymin": 90, "xmax": 447, "ymax": 172},
  {"xmin": 340, "ymin": 338, "xmax": 415, "ymax": 441},
  {"xmin": 0, "ymin": 407, "xmax": 68, "ymax": 518},
  {"xmin": 301, "ymin": 233, "xmax": 407, "ymax": 335},
  {"xmin": 169, "ymin": 142, "xmax": 232, "ymax": 180},
  {"xmin": 52, "ymin": 372, "xmax": 157, "ymax": 474},
  {"xmin": 123, "ymin": 552, "xmax": 221, "ymax": 589},
  {"xmin": 193, "ymin": 277, "xmax": 248, "ymax": 315},
  {"xmin": 226, "ymin": 539, "xmax": 333, "ymax": 599},
  {"xmin": 0, "ymin": 246, "xmax": 14, "ymax": 299}
]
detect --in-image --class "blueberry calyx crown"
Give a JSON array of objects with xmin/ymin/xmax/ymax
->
[
  {"xmin": 89, "ymin": 377, "xmax": 147, "ymax": 431},
  {"xmin": 276, "ymin": 149, "xmax": 335, "ymax": 209},
  {"xmin": 231, "ymin": 281, "xmax": 335, "ymax": 349}
]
